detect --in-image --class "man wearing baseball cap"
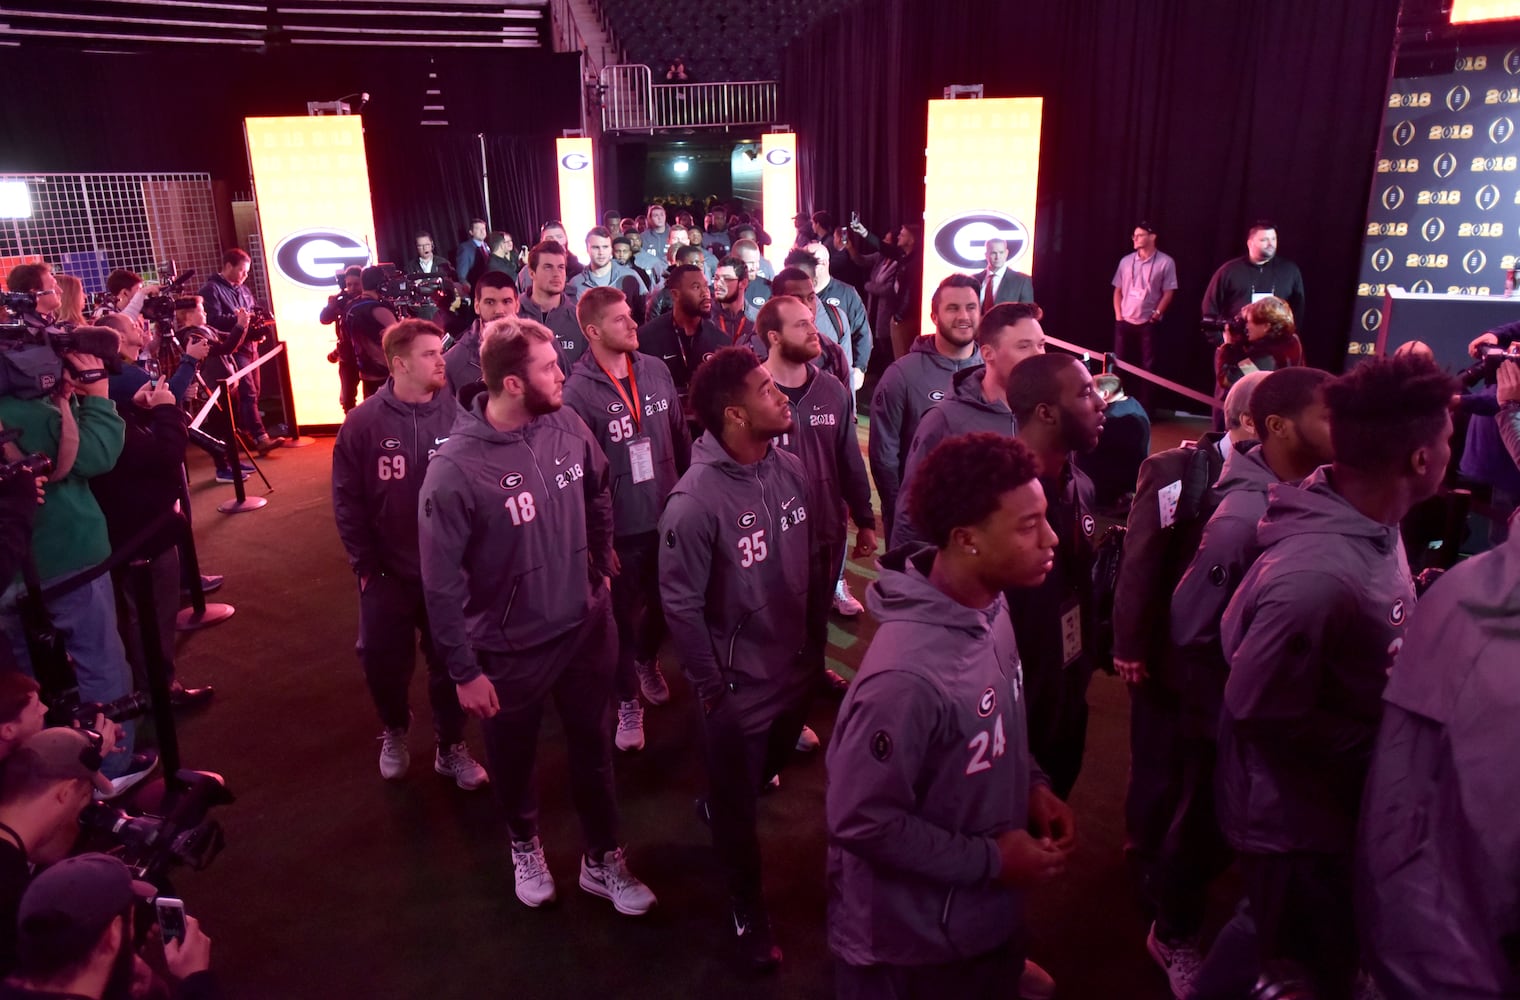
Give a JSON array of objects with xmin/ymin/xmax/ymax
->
[{"xmin": 5, "ymin": 853, "xmax": 213, "ymax": 997}]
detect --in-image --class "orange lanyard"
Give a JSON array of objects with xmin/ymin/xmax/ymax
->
[
  {"xmin": 717, "ymin": 309, "xmax": 748, "ymax": 343},
  {"xmin": 595, "ymin": 355, "xmax": 642, "ymax": 432}
]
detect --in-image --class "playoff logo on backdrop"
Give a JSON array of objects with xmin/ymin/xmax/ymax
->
[
  {"xmin": 273, "ymin": 229, "xmax": 372, "ymax": 287},
  {"xmin": 931, "ymin": 211, "xmax": 1030, "ymax": 270}
]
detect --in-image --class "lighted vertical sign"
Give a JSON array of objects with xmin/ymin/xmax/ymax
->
[
  {"xmin": 920, "ymin": 98, "xmax": 1043, "ymax": 332},
  {"xmin": 244, "ymin": 115, "xmax": 376, "ymax": 428},
  {"xmin": 555, "ymin": 137, "xmax": 598, "ymax": 252},
  {"xmin": 1450, "ymin": 0, "xmax": 1520, "ymax": 24},
  {"xmin": 761, "ymin": 133, "xmax": 798, "ymax": 273}
]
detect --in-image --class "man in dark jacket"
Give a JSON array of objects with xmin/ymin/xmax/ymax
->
[
  {"xmin": 197, "ymin": 248, "xmax": 284, "ymax": 454},
  {"xmin": 453, "ymin": 219, "xmax": 490, "ymax": 290},
  {"xmin": 636, "ymin": 264, "xmax": 727, "ymax": 433},
  {"xmin": 442, "ymin": 272, "xmax": 518, "ymax": 400},
  {"xmin": 657, "ymin": 347, "xmax": 814, "ymax": 972},
  {"xmin": 1218, "ymin": 354, "xmax": 1455, "ymax": 998},
  {"xmin": 342, "ymin": 268, "xmax": 399, "ymax": 402},
  {"xmin": 563, "ymin": 288, "xmax": 691, "ymax": 754},
  {"xmin": 332, "ymin": 318, "xmax": 485, "ymax": 791},
  {"xmin": 1200, "ymin": 221, "xmax": 1306, "ymax": 334},
  {"xmin": 828, "ymin": 432, "xmax": 1071, "ymax": 1000},
  {"xmin": 890, "ymin": 302, "xmax": 1046, "ymax": 548},
  {"xmin": 1006, "ymin": 353, "xmax": 1107, "ymax": 799},
  {"xmin": 869, "ymin": 274, "xmax": 984, "ymax": 547},
  {"xmin": 419, "ymin": 316, "xmax": 654, "ymax": 917}
]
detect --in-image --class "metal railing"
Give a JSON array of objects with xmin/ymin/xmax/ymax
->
[{"xmin": 600, "ymin": 64, "xmax": 777, "ymax": 132}]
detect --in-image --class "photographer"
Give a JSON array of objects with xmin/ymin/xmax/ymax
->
[
  {"xmin": 96, "ymin": 315, "xmax": 205, "ymax": 412},
  {"xmin": 195, "ymin": 250, "xmax": 283, "ymax": 455},
  {"xmin": 172, "ymin": 297, "xmax": 247, "ymax": 485},
  {"xmin": 4, "ymin": 853, "xmax": 215, "ymax": 999},
  {"xmin": 320, "ymin": 267, "xmax": 363, "ymax": 414},
  {"xmin": 344, "ymin": 269, "xmax": 400, "ymax": 403},
  {"xmin": 1501, "ymin": 360, "xmax": 1520, "ymax": 471}
]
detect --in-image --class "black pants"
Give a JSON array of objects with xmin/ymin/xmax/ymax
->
[
  {"xmin": 1241, "ymin": 850, "xmax": 1358, "ymax": 1000},
  {"xmin": 360, "ymin": 378, "xmax": 385, "ymax": 401},
  {"xmin": 338, "ymin": 352, "xmax": 359, "ymax": 413},
  {"xmin": 1114, "ymin": 320, "xmax": 1157, "ymax": 407},
  {"xmin": 1126, "ymin": 680, "xmax": 1232, "ymax": 940},
  {"xmin": 610, "ymin": 532, "xmax": 665, "ymax": 703},
  {"xmin": 478, "ymin": 594, "xmax": 619, "ymax": 854},
  {"xmin": 701, "ymin": 695, "xmax": 811, "ymax": 904},
  {"xmin": 805, "ymin": 540, "xmax": 846, "ymax": 678},
  {"xmin": 834, "ymin": 941, "xmax": 1024, "ymax": 1000},
  {"xmin": 1023, "ymin": 654, "xmax": 1092, "ymax": 800},
  {"xmin": 112, "ymin": 546, "xmax": 180, "ymax": 689},
  {"xmin": 357, "ymin": 573, "xmax": 465, "ymax": 746}
]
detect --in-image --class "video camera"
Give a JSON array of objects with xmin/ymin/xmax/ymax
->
[
  {"xmin": 1457, "ymin": 341, "xmax": 1520, "ymax": 387},
  {"xmin": 0, "ymin": 292, "xmax": 122, "ymax": 399},
  {"xmin": 374, "ymin": 265, "xmax": 455, "ymax": 316},
  {"xmin": 0, "ymin": 428, "xmax": 53, "ymax": 486},
  {"xmin": 1200, "ymin": 314, "xmax": 1246, "ymax": 347},
  {"xmin": 79, "ymin": 770, "xmax": 234, "ymax": 888},
  {"xmin": 139, "ymin": 268, "xmax": 199, "ymax": 328}
]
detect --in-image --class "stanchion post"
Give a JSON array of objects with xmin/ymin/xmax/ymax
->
[
  {"xmin": 127, "ymin": 559, "xmax": 181, "ymax": 778},
  {"xmin": 171, "ymin": 497, "xmax": 234, "ymax": 630},
  {"xmin": 216, "ymin": 378, "xmax": 267, "ymax": 514}
]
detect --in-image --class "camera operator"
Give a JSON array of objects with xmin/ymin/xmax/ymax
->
[
  {"xmin": 1500, "ymin": 360, "xmax": 1520, "ymax": 472},
  {"xmin": 320, "ymin": 267, "xmax": 363, "ymax": 414},
  {"xmin": 172, "ymin": 297, "xmax": 246, "ymax": 485},
  {"xmin": 89, "ymin": 270, "xmax": 151, "ymax": 331},
  {"xmin": 3, "ymin": 853, "xmax": 215, "ymax": 999},
  {"xmin": 343, "ymin": 268, "xmax": 400, "ymax": 404},
  {"xmin": 195, "ymin": 250, "xmax": 284, "ymax": 455},
  {"xmin": 95, "ymin": 315, "xmax": 205, "ymax": 412}
]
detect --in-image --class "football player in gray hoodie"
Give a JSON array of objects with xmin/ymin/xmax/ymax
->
[
  {"xmin": 828, "ymin": 431, "xmax": 1072, "ymax": 1000},
  {"xmin": 563, "ymin": 287, "xmax": 691, "ymax": 753},
  {"xmin": 890, "ymin": 302, "xmax": 1046, "ymax": 549},
  {"xmin": 1358, "ymin": 527, "xmax": 1520, "ymax": 1000},
  {"xmin": 1219, "ymin": 354, "xmax": 1456, "ymax": 998},
  {"xmin": 418, "ymin": 316, "xmax": 656, "ymax": 918},
  {"xmin": 332, "ymin": 319, "xmax": 487, "ymax": 791},
  {"xmin": 442, "ymin": 271, "xmax": 518, "ymax": 401},
  {"xmin": 869, "ymin": 274, "xmax": 984, "ymax": 548},
  {"xmin": 657, "ymin": 347, "xmax": 814, "ymax": 972}
]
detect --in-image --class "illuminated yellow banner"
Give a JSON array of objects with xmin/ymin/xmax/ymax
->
[
  {"xmin": 920, "ymin": 98, "xmax": 1043, "ymax": 331},
  {"xmin": 761, "ymin": 133, "xmax": 798, "ymax": 273},
  {"xmin": 556, "ymin": 137, "xmax": 598, "ymax": 252},
  {"xmin": 1450, "ymin": 0, "xmax": 1520, "ymax": 23},
  {"xmin": 244, "ymin": 115, "xmax": 376, "ymax": 428}
]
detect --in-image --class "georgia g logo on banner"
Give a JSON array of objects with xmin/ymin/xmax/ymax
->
[
  {"xmin": 560, "ymin": 152, "xmax": 590, "ymax": 171},
  {"xmin": 764, "ymin": 148, "xmax": 793, "ymax": 166},
  {"xmin": 273, "ymin": 229, "xmax": 372, "ymax": 287},
  {"xmin": 931, "ymin": 211, "xmax": 1031, "ymax": 270}
]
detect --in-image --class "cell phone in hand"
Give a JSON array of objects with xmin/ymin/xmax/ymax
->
[{"xmin": 155, "ymin": 897, "xmax": 186, "ymax": 945}]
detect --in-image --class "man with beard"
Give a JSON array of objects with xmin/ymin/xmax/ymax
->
[
  {"xmin": 630, "ymin": 230, "xmax": 668, "ymax": 285},
  {"xmin": 420, "ymin": 317, "xmax": 654, "ymax": 916},
  {"xmin": 869, "ymin": 274, "xmax": 983, "ymax": 548},
  {"xmin": 517, "ymin": 241, "xmax": 584, "ymax": 371},
  {"xmin": 1201, "ymin": 221, "xmax": 1306, "ymax": 335},
  {"xmin": 637, "ymin": 264, "xmax": 727, "ymax": 434},
  {"xmin": 612, "ymin": 236, "xmax": 652, "ymax": 289},
  {"xmin": 568, "ymin": 227, "xmax": 648, "ymax": 302},
  {"xmin": 564, "ymin": 288, "xmax": 691, "ymax": 753},
  {"xmin": 890, "ymin": 303, "xmax": 1048, "ymax": 549},
  {"xmin": 443, "ymin": 272, "xmax": 519, "ymax": 400},
  {"xmin": 711, "ymin": 257, "xmax": 755, "ymax": 344},
  {"xmin": 658, "ymin": 347, "xmax": 815, "ymax": 972},
  {"xmin": 4, "ymin": 853, "xmax": 213, "ymax": 998},
  {"xmin": 761, "ymin": 294, "xmax": 876, "ymax": 713},
  {"xmin": 333, "ymin": 319, "xmax": 486, "ymax": 790},
  {"xmin": 1006, "ymin": 353, "xmax": 1107, "ymax": 799}
]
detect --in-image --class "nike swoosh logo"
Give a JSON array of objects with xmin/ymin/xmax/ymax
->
[
  {"xmin": 782, "ymin": 497, "xmax": 795, "ymax": 510},
  {"xmin": 661, "ymin": 354, "xmax": 678, "ymax": 361},
  {"xmin": 555, "ymin": 454, "xmax": 568, "ymax": 466},
  {"xmin": 434, "ymin": 437, "xmax": 449, "ymax": 445},
  {"xmin": 811, "ymin": 404, "xmax": 825, "ymax": 411}
]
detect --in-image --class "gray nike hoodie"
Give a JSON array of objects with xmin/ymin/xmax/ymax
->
[
  {"xmin": 827, "ymin": 546, "xmax": 1046, "ymax": 967},
  {"xmin": 418, "ymin": 393, "xmax": 614, "ymax": 684},
  {"xmin": 1219, "ymin": 468, "xmax": 1416, "ymax": 854},
  {"xmin": 658, "ymin": 433, "xmax": 814, "ymax": 733},
  {"xmin": 891, "ymin": 365, "xmax": 1017, "ymax": 549},
  {"xmin": 774, "ymin": 366, "xmax": 873, "ymax": 547}
]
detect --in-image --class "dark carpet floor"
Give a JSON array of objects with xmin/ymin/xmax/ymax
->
[{"xmin": 163, "ymin": 415, "xmax": 1216, "ymax": 1000}]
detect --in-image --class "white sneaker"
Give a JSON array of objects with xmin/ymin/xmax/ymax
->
[
  {"xmin": 1146, "ymin": 922, "xmax": 1202, "ymax": 999},
  {"xmin": 579, "ymin": 847, "xmax": 657, "ymax": 916},
  {"xmin": 794, "ymin": 725, "xmax": 820, "ymax": 753},
  {"xmin": 434, "ymin": 742, "xmax": 489, "ymax": 790},
  {"xmin": 378, "ymin": 727, "xmax": 409, "ymax": 780},
  {"xmin": 635, "ymin": 659, "xmax": 671, "ymax": 705},
  {"xmin": 510, "ymin": 837, "xmax": 557, "ymax": 908},
  {"xmin": 833, "ymin": 579, "xmax": 864, "ymax": 617},
  {"xmin": 615, "ymin": 700, "xmax": 645, "ymax": 752},
  {"xmin": 1019, "ymin": 958, "xmax": 1057, "ymax": 1000}
]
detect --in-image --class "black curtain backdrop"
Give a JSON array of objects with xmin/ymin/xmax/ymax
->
[
  {"xmin": 781, "ymin": 0, "xmax": 1402, "ymax": 381},
  {"xmin": 0, "ymin": 45, "xmax": 578, "ymax": 262}
]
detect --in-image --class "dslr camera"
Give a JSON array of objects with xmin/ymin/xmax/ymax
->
[
  {"xmin": 1201, "ymin": 314, "xmax": 1246, "ymax": 347},
  {"xmin": 1457, "ymin": 340, "xmax": 1520, "ymax": 387}
]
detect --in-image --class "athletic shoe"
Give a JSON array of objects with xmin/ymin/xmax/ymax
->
[
  {"xmin": 1146, "ymin": 922, "xmax": 1202, "ymax": 999},
  {"xmin": 101, "ymin": 751, "xmax": 160, "ymax": 801},
  {"xmin": 833, "ymin": 579, "xmax": 864, "ymax": 616},
  {"xmin": 1019, "ymin": 958, "xmax": 1057, "ymax": 1000},
  {"xmin": 579, "ymin": 847, "xmax": 656, "ymax": 916},
  {"xmin": 818, "ymin": 668, "xmax": 850, "ymax": 697},
  {"xmin": 254, "ymin": 434, "xmax": 287, "ymax": 454},
  {"xmin": 794, "ymin": 725, "xmax": 820, "ymax": 753},
  {"xmin": 378, "ymin": 727, "xmax": 409, "ymax": 780},
  {"xmin": 434, "ymin": 742, "xmax": 489, "ymax": 790},
  {"xmin": 731, "ymin": 899, "xmax": 782, "ymax": 973},
  {"xmin": 214, "ymin": 468, "xmax": 247, "ymax": 483},
  {"xmin": 615, "ymin": 700, "xmax": 645, "ymax": 752},
  {"xmin": 510, "ymin": 837, "xmax": 556, "ymax": 907},
  {"xmin": 635, "ymin": 659, "xmax": 671, "ymax": 705}
]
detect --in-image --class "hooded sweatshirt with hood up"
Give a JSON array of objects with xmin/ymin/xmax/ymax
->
[
  {"xmin": 890, "ymin": 365, "xmax": 1017, "ymax": 549},
  {"xmin": 869, "ymin": 336, "xmax": 983, "ymax": 546},
  {"xmin": 1356, "ymin": 528, "xmax": 1520, "ymax": 1000},
  {"xmin": 1218, "ymin": 467, "xmax": 1416, "ymax": 855},
  {"xmin": 826, "ymin": 545, "xmax": 1046, "ymax": 967},
  {"xmin": 657, "ymin": 433, "xmax": 814, "ymax": 733},
  {"xmin": 418, "ymin": 393, "xmax": 614, "ymax": 686}
]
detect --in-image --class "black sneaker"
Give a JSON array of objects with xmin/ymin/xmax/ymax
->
[{"xmin": 731, "ymin": 900, "xmax": 781, "ymax": 973}]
